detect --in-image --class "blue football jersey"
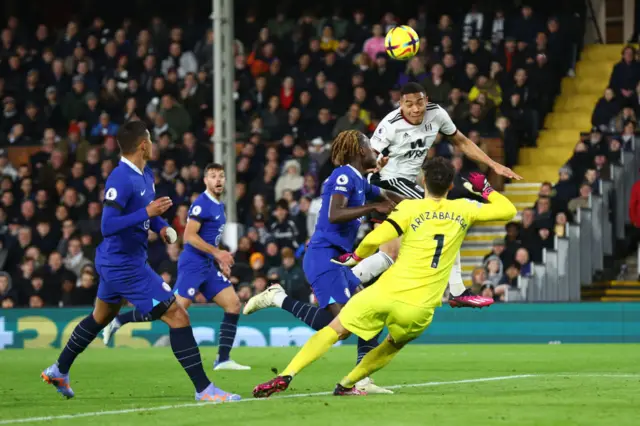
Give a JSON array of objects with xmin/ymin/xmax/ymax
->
[
  {"xmin": 96, "ymin": 157, "xmax": 156, "ymax": 267},
  {"xmin": 309, "ymin": 165, "xmax": 381, "ymax": 252},
  {"xmin": 182, "ymin": 191, "xmax": 226, "ymax": 261}
]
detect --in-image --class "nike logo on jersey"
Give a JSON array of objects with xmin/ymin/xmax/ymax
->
[
  {"xmin": 140, "ymin": 190, "xmax": 146, "ymax": 196},
  {"xmin": 215, "ymin": 215, "xmax": 221, "ymax": 220},
  {"xmin": 358, "ymin": 190, "xmax": 363, "ymax": 194}
]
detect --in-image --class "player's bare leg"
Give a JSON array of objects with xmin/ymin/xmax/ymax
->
[
  {"xmin": 253, "ymin": 316, "xmax": 354, "ymax": 398},
  {"xmin": 212, "ymin": 287, "xmax": 250, "ymax": 370},
  {"xmin": 42, "ymin": 298, "xmax": 122, "ymax": 398},
  {"xmin": 161, "ymin": 301, "xmax": 240, "ymax": 401}
]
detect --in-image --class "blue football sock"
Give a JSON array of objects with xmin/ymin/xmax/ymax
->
[
  {"xmin": 357, "ymin": 333, "xmax": 381, "ymax": 364},
  {"xmin": 57, "ymin": 314, "xmax": 103, "ymax": 374},
  {"xmin": 116, "ymin": 309, "xmax": 147, "ymax": 325},
  {"xmin": 281, "ymin": 296, "xmax": 334, "ymax": 331},
  {"xmin": 217, "ymin": 312, "xmax": 239, "ymax": 363},
  {"xmin": 170, "ymin": 326, "xmax": 210, "ymax": 393}
]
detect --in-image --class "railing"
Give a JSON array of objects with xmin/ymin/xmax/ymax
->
[{"xmin": 510, "ymin": 135, "xmax": 640, "ymax": 302}]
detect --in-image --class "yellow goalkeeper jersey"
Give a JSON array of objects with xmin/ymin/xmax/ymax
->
[{"xmin": 354, "ymin": 192, "xmax": 517, "ymax": 308}]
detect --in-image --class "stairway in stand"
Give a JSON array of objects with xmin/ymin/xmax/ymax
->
[
  {"xmin": 461, "ymin": 182, "xmax": 540, "ymax": 286},
  {"xmin": 460, "ymin": 44, "xmax": 626, "ymax": 288}
]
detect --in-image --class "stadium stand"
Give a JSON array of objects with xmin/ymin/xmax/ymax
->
[
  {"xmin": 2, "ymin": 1, "xmax": 636, "ymax": 310},
  {"xmin": 474, "ymin": 43, "xmax": 640, "ymax": 302}
]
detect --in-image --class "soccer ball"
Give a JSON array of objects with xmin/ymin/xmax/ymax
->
[{"xmin": 385, "ymin": 26, "xmax": 420, "ymax": 60}]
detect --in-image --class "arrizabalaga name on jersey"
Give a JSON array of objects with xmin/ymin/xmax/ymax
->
[{"xmin": 409, "ymin": 209, "xmax": 470, "ymax": 232}]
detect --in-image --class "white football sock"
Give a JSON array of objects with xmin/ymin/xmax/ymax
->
[
  {"xmin": 351, "ymin": 252, "xmax": 394, "ymax": 284},
  {"xmin": 448, "ymin": 252, "xmax": 466, "ymax": 297},
  {"xmin": 272, "ymin": 291, "xmax": 286, "ymax": 308}
]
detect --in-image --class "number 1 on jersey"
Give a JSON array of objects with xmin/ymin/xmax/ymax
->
[{"xmin": 431, "ymin": 234, "xmax": 445, "ymax": 268}]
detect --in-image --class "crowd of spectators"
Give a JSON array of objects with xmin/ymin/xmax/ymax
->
[
  {"xmin": 473, "ymin": 45, "xmax": 640, "ymax": 301},
  {"xmin": 0, "ymin": 3, "xmax": 581, "ymax": 308}
]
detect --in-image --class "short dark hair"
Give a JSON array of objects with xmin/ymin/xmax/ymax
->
[
  {"xmin": 116, "ymin": 121, "xmax": 148, "ymax": 155},
  {"xmin": 422, "ymin": 157, "xmax": 454, "ymax": 197},
  {"xmin": 204, "ymin": 163, "xmax": 224, "ymax": 174},
  {"xmin": 275, "ymin": 199, "xmax": 289, "ymax": 210},
  {"xmin": 507, "ymin": 263, "xmax": 521, "ymax": 271},
  {"xmin": 506, "ymin": 221, "xmax": 520, "ymax": 230},
  {"xmin": 400, "ymin": 82, "xmax": 426, "ymax": 97}
]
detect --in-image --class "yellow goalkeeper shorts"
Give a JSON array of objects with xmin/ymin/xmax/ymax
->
[{"xmin": 339, "ymin": 284, "xmax": 434, "ymax": 344}]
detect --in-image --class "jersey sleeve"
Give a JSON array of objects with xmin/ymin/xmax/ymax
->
[
  {"xmin": 385, "ymin": 200, "xmax": 413, "ymax": 235},
  {"xmin": 328, "ymin": 170, "xmax": 356, "ymax": 200},
  {"xmin": 437, "ymin": 107, "xmax": 457, "ymax": 137},
  {"xmin": 365, "ymin": 180, "xmax": 381, "ymax": 201},
  {"xmin": 464, "ymin": 192, "xmax": 517, "ymax": 225},
  {"xmin": 370, "ymin": 120, "xmax": 392, "ymax": 154},
  {"xmin": 188, "ymin": 198, "xmax": 208, "ymax": 223},
  {"xmin": 104, "ymin": 172, "xmax": 132, "ymax": 210}
]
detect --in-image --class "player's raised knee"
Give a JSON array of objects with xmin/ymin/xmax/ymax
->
[
  {"xmin": 163, "ymin": 302, "xmax": 191, "ymax": 328},
  {"xmin": 380, "ymin": 240, "xmax": 400, "ymax": 260},
  {"xmin": 329, "ymin": 318, "xmax": 351, "ymax": 340},
  {"xmin": 225, "ymin": 297, "xmax": 241, "ymax": 315},
  {"xmin": 386, "ymin": 334, "xmax": 409, "ymax": 349}
]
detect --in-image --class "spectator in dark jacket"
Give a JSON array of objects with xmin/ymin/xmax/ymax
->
[
  {"xmin": 276, "ymin": 247, "xmax": 308, "ymax": 301},
  {"xmin": 61, "ymin": 75, "xmax": 87, "ymax": 121},
  {"xmin": 159, "ymin": 94, "xmax": 191, "ymax": 138},
  {"xmin": 609, "ymin": 46, "xmax": 640, "ymax": 102},
  {"xmin": 553, "ymin": 166, "xmax": 578, "ymax": 210},
  {"xmin": 332, "ymin": 104, "xmax": 366, "ymax": 137},
  {"xmin": 591, "ymin": 88, "xmax": 621, "ymax": 131},
  {"xmin": 21, "ymin": 102, "xmax": 46, "ymax": 140},
  {"xmin": 269, "ymin": 199, "xmax": 300, "ymax": 249},
  {"xmin": 421, "ymin": 63, "xmax": 453, "ymax": 105}
]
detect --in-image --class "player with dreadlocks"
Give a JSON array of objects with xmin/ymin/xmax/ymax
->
[{"xmin": 244, "ymin": 130, "xmax": 404, "ymax": 394}]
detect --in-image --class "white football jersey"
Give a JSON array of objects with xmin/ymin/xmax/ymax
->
[{"xmin": 371, "ymin": 103, "xmax": 457, "ymax": 181}]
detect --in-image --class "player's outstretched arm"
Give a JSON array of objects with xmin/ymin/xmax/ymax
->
[
  {"xmin": 331, "ymin": 202, "xmax": 408, "ymax": 267},
  {"xmin": 183, "ymin": 218, "xmax": 234, "ymax": 268},
  {"xmin": 354, "ymin": 219, "xmax": 402, "ymax": 259},
  {"xmin": 101, "ymin": 205, "xmax": 150, "ymax": 237},
  {"xmin": 450, "ymin": 131, "xmax": 522, "ymax": 180},
  {"xmin": 464, "ymin": 173, "xmax": 517, "ymax": 222},
  {"xmin": 328, "ymin": 193, "xmax": 394, "ymax": 224},
  {"xmin": 379, "ymin": 188, "xmax": 406, "ymax": 204}
]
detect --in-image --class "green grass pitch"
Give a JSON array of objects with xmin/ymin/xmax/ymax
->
[{"xmin": 1, "ymin": 344, "xmax": 639, "ymax": 426}]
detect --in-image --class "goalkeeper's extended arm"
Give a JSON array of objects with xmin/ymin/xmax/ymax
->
[
  {"xmin": 354, "ymin": 220, "xmax": 400, "ymax": 259},
  {"xmin": 476, "ymin": 192, "xmax": 518, "ymax": 222},
  {"xmin": 330, "ymin": 220, "xmax": 400, "ymax": 267},
  {"xmin": 464, "ymin": 172, "xmax": 517, "ymax": 222}
]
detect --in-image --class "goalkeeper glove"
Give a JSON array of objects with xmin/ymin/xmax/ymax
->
[
  {"xmin": 463, "ymin": 172, "xmax": 494, "ymax": 200},
  {"xmin": 330, "ymin": 252, "xmax": 363, "ymax": 267}
]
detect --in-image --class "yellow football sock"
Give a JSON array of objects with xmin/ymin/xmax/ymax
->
[
  {"xmin": 340, "ymin": 338, "xmax": 400, "ymax": 388},
  {"xmin": 281, "ymin": 326, "xmax": 339, "ymax": 377}
]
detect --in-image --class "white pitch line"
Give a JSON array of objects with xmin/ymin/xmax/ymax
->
[
  {"xmin": 0, "ymin": 374, "xmax": 534, "ymax": 425},
  {"xmin": 551, "ymin": 373, "xmax": 640, "ymax": 378}
]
